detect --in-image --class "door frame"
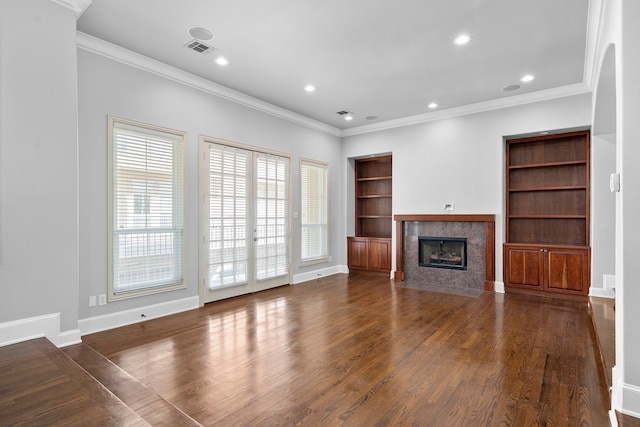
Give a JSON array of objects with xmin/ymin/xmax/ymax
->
[{"xmin": 198, "ymin": 135, "xmax": 293, "ymax": 306}]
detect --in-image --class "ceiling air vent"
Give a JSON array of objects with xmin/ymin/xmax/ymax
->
[
  {"xmin": 184, "ymin": 40, "xmax": 216, "ymax": 54},
  {"xmin": 336, "ymin": 111, "xmax": 350, "ymax": 116}
]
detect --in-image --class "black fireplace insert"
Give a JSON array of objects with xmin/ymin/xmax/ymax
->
[{"xmin": 418, "ymin": 236, "xmax": 467, "ymax": 270}]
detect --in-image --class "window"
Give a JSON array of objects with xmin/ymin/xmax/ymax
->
[
  {"xmin": 300, "ymin": 158, "xmax": 328, "ymax": 265},
  {"xmin": 108, "ymin": 116, "xmax": 186, "ymax": 300}
]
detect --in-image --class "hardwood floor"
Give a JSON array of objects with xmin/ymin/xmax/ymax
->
[
  {"xmin": 80, "ymin": 273, "xmax": 610, "ymax": 426},
  {"xmin": 1, "ymin": 273, "xmax": 615, "ymax": 425},
  {"xmin": 0, "ymin": 338, "xmax": 147, "ymax": 426},
  {"xmin": 590, "ymin": 296, "xmax": 615, "ymax": 389},
  {"xmin": 62, "ymin": 343, "xmax": 200, "ymax": 426}
]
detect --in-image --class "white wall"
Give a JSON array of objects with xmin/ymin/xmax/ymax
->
[
  {"xmin": 591, "ymin": 133, "xmax": 616, "ymax": 297},
  {"xmin": 77, "ymin": 47, "xmax": 343, "ymax": 320},
  {"xmin": 619, "ymin": 0, "xmax": 640, "ymax": 415},
  {"xmin": 0, "ymin": 1, "xmax": 80, "ymax": 339},
  {"xmin": 591, "ymin": 0, "xmax": 640, "ymax": 417},
  {"xmin": 342, "ymin": 94, "xmax": 592, "ymax": 283}
]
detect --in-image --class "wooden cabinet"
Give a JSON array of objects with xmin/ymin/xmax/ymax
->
[
  {"xmin": 349, "ymin": 155, "xmax": 392, "ymax": 275},
  {"xmin": 504, "ymin": 130, "xmax": 590, "ymax": 300},
  {"xmin": 347, "ymin": 237, "xmax": 391, "ymax": 274},
  {"xmin": 504, "ymin": 244, "xmax": 590, "ymax": 296}
]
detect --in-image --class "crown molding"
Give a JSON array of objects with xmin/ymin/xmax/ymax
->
[
  {"xmin": 51, "ymin": 0, "xmax": 92, "ymax": 17},
  {"xmin": 77, "ymin": 31, "xmax": 592, "ymax": 140},
  {"xmin": 76, "ymin": 32, "xmax": 342, "ymax": 137},
  {"xmin": 342, "ymin": 83, "xmax": 592, "ymax": 137},
  {"xmin": 583, "ymin": 0, "xmax": 606, "ymax": 90}
]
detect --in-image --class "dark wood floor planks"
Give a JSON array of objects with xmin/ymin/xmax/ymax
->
[
  {"xmin": 76, "ymin": 273, "xmax": 612, "ymax": 426},
  {"xmin": 0, "ymin": 338, "xmax": 148, "ymax": 426},
  {"xmin": 590, "ymin": 296, "xmax": 615, "ymax": 389},
  {"xmin": 62, "ymin": 343, "xmax": 201, "ymax": 426}
]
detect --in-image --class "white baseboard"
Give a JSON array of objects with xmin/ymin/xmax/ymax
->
[
  {"xmin": 610, "ymin": 410, "xmax": 619, "ymax": 427},
  {"xmin": 78, "ymin": 296, "xmax": 200, "ymax": 336},
  {"xmin": 613, "ymin": 366, "xmax": 622, "ymax": 412},
  {"xmin": 590, "ymin": 274, "xmax": 616, "ymax": 298},
  {"xmin": 621, "ymin": 383, "xmax": 640, "ymax": 419},
  {"xmin": 590, "ymin": 287, "xmax": 616, "ymax": 298},
  {"xmin": 611, "ymin": 366, "xmax": 640, "ymax": 420},
  {"xmin": 293, "ymin": 265, "xmax": 349, "ymax": 284},
  {"xmin": 57, "ymin": 329, "xmax": 82, "ymax": 347},
  {"xmin": 0, "ymin": 313, "xmax": 81, "ymax": 348}
]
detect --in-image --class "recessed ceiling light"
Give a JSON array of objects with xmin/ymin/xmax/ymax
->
[
  {"xmin": 365, "ymin": 115, "xmax": 378, "ymax": 121},
  {"xmin": 188, "ymin": 26, "xmax": 214, "ymax": 41},
  {"xmin": 520, "ymin": 74, "xmax": 535, "ymax": 83},
  {"xmin": 215, "ymin": 57, "xmax": 229, "ymax": 66},
  {"xmin": 428, "ymin": 102, "xmax": 438, "ymax": 109},
  {"xmin": 453, "ymin": 34, "xmax": 471, "ymax": 46},
  {"xmin": 501, "ymin": 84, "xmax": 521, "ymax": 92},
  {"xmin": 304, "ymin": 84, "xmax": 316, "ymax": 92},
  {"xmin": 345, "ymin": 115, "xmax": 353, "ymax": 121}
]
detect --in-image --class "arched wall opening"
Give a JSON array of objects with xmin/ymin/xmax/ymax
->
[
  {"xmin": 591, "ymin": 44, "xmax": 617, "ymax": 300},
  {"xmin": 591, "ymin": 42, "xmax": 618, "ymax": 412}
]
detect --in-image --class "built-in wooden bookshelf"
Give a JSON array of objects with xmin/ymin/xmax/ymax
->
[
  {"xmin": 348, "ymin": 155, "xmax": 392, "ymax": 274},
  {"xmin": 504, "ymin": 130, "xmax": 591, "ymax": 300},
  {"xmin": 355, "ymin": 155, "xmax": 392, "ymax": 238}
]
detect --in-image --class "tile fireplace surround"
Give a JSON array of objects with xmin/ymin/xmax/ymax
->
[{"xmin": 394, "ymin": 214, "xmax": 496, "ymax": 292}]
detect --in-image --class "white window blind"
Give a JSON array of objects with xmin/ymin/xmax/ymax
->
[
  {"xmin": 256, "ymin": 153, "xmax": 289, "ymax": 279},
  {"xmin": 206, "ymin": 144, "xmax": 250, "ymax": 289},
  {"xmin": 300, "ymin": 159, "xmax": 328, "ymax": 264},
  {"xmin": 109, "ymin": 117, "xmax": 185, "ymax": 298}
]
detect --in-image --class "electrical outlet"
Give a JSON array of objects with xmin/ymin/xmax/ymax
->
[
  {"xmin": 98, "ymin": 294, "xmax": 107, "ymax": 306},
  {"xmin": 444, "ymin": 203, "xmax": 455, "ymax": 211},
  {"xmin": 89, "ymin": 296, "xmax": 96, "ymax": 307}
]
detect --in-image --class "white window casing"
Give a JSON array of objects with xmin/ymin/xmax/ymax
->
[
  {"xmin": 300, "ymin": 158, "xmax": 329, "ymax": 265},
  {"xmin": 108, "ymin": 116, "xmax": 186, "ymax": 300}
]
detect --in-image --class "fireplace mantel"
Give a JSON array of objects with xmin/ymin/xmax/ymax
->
[{"xmin": 393, "ymin": 214, "xmax": 496, "ymax": 291}]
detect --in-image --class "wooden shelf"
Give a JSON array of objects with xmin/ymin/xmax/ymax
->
[
  {"xmin": 504, "ymin": 130, "xmax": 590, "ymax": 298},
  {"xmin": 508, "ymin": 215, "xmax": 587, "ymax": 219},
  {"xmin": 350, "ymin": 155, "xmax": 393, "ymax": 274},
  {"xmin": 355, "ymin": 155, "xmax": 393, "ymax": 238},
  {"xmin": 509, "ymin": 186, "xmax": 587, "ymax": 192},
  {"xmin": 508, "ymin": 160, "xmax": 587, "ymax": 169},
  {"xmin": 357, "ymin": 176, "xmax": 392, "ymax": 182}
]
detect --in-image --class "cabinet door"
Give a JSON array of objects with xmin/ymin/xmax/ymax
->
[
  {"xmin": 504, "ymin": 245, "xmax": 543, "ymax": 289},
  {"xmin": 347, "ymin": 237, "xmax": 369, "ymax": 270},
  {"xmin": 545, "ymin": 247, "xmax": 590, "ymax": 294},
  {"xmin": 369, "ymin": 239, "xmax": 391, "ymax": 272}
]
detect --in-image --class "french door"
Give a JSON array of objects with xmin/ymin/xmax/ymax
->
[{"xmin": 200, "ymin": 139, "xmax": 291, "ymax": 303}]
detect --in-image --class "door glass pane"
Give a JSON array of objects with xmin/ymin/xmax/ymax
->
[
  {"xmin": 207, "ymin": 145, "xmax": 250, "ymax": 289},
  {"xmin": 255, "ymin": 153, "xmax": 289, "ymax": 280}
]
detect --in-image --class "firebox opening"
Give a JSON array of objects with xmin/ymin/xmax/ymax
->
[{"xmin": 418, "ymin": 237, "xmax": 467, "ymax": 270}]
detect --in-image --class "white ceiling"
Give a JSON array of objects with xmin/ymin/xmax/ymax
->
[{"xmin": 77, "ymin": 0, "xmax": 590, "ymax": 130}]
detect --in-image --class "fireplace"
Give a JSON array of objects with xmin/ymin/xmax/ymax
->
[
  {"xmin": 393, "ymin": 214, "xmax": 495, "ymax": 291},
  {"xmin": 419, "ymin": 237, "xmax": 467, "ymax": 270}
]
